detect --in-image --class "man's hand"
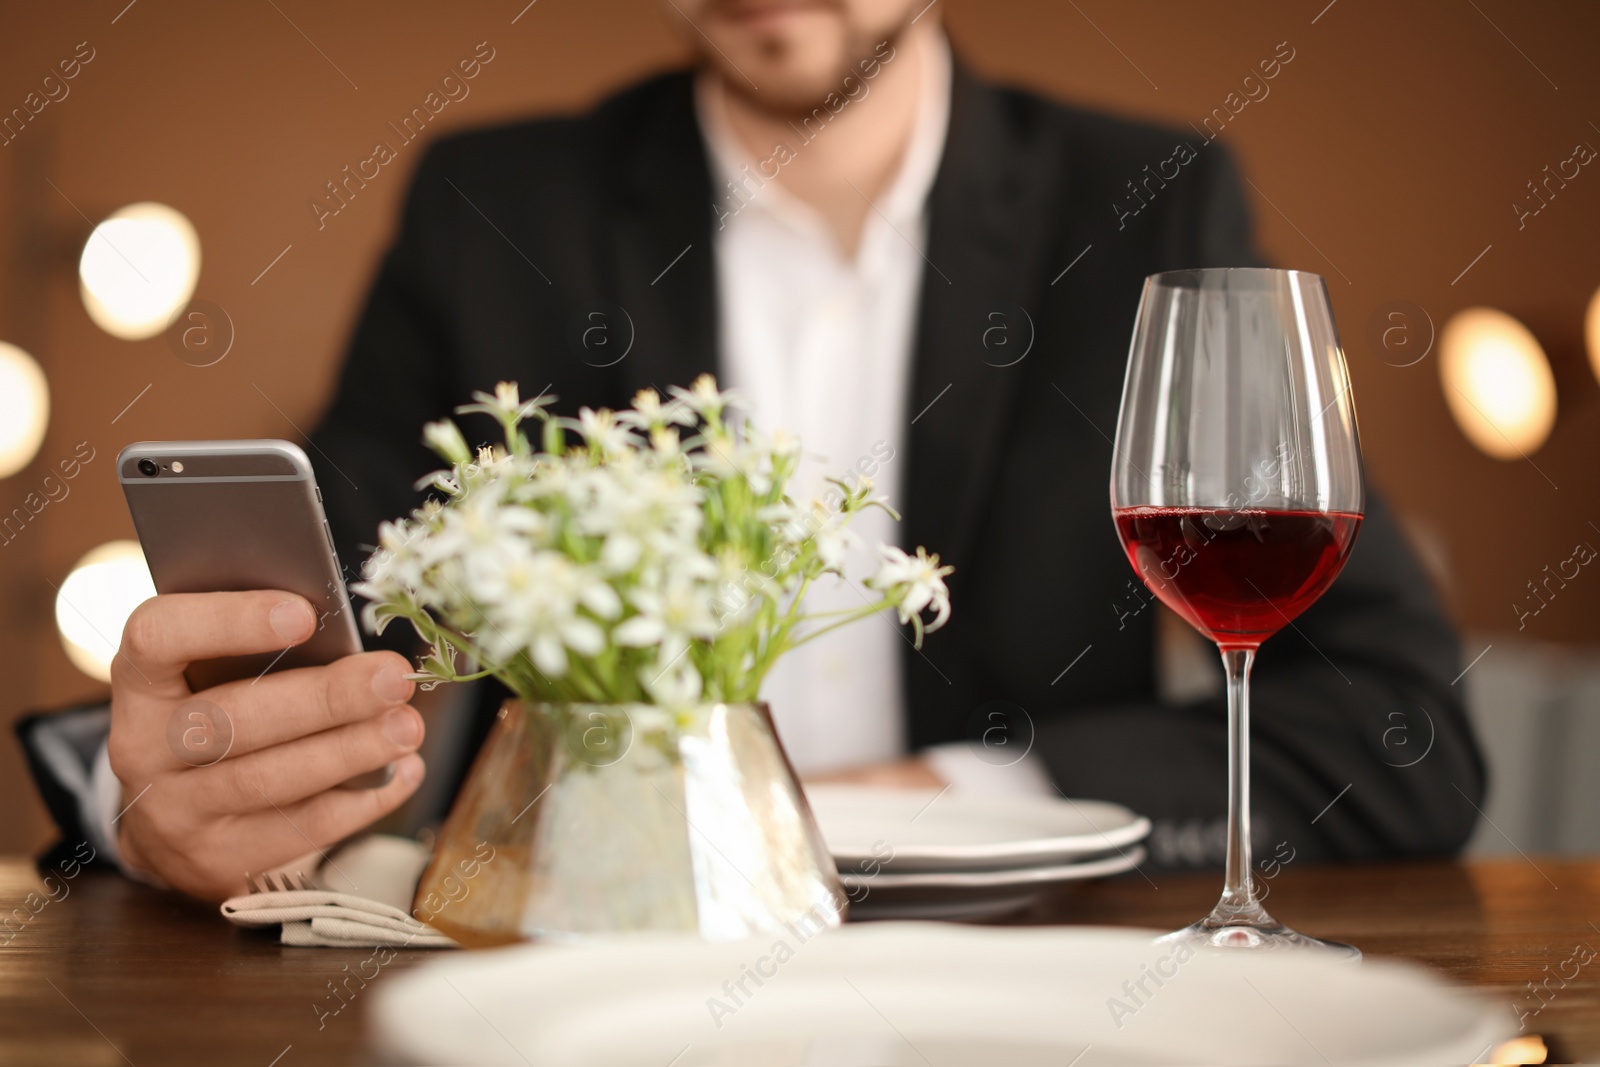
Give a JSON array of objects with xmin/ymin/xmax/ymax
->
[
  {"xmin": 807, "ymin": 757, "xmax": 946, "ymax": 790},
  {"xmin": 108, "ymin": 590, "xmax": 427, "ymax": 901}
]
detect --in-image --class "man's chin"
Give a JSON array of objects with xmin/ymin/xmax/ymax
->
[
  {"xmin": 716, "ymin": 64, "xmax": 857, "ymax": 119},
  {"xmin": 702, "ymin": 33, "xmax": 871, "ymax": 118}
]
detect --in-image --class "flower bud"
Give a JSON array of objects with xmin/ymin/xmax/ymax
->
[{"xmin": 423, "ymin": 419, "xmax": 472, "ymax": 466}]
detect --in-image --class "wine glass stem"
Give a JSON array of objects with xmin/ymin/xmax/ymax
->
[{"xmin": 1220, "ymin": 646, "xmax": 1259, "ymax": 914}]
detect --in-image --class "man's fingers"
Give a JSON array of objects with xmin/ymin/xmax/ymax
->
[
  {"xmin": 192, "ymin": 651, "xmax": 415, "ymax": 761},
  {"xmin": 183, "ymin": 704, "xmax": 425, "ymax": 814},
  {"xmin": 237, "ymin": 753, "xmax": 425, "ymax": 861},
  {"xmin": 114, "ymin": 591, "xmax": 317, "ymax": 693}
]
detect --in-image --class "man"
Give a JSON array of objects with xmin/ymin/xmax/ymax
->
[{"xmin": 20, "ymin": 1, "xmax": 1483, "ymax": 899}]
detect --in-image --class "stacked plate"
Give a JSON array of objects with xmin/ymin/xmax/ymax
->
[{"xmin": 805, "ymin": 785, "xmax": 1151, "ymax": 921}]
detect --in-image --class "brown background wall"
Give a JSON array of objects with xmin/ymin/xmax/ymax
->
[{"xmin": 2, "ymin": 0, "xmax": 1597, "ymax": 853}]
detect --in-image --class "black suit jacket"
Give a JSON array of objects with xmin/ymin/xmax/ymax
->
[{"xmin": 306, "ymin": 64, "xmax": 1485, "ymax": 866}]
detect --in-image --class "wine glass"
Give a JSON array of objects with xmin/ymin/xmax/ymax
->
[{"xmin": 1110, "ymin": 268, "xmax": 1364, "ymax": 957}]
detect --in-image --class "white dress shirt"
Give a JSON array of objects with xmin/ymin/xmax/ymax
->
[
  {"xmin": 695, "ymin": 41, "xmax": 947, "ymax": 774},
  {"xmin": 696, "ymin": 40, "xmax": 1053, "ymax": 796}
]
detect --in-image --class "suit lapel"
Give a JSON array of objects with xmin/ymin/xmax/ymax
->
[
  {"xmin": 599, "ymin": 73, "xmax": 720, "ymax": 404},
  {"xmin": 903, "ymin": 64, "xmax": 1069, "ymax": 570}
]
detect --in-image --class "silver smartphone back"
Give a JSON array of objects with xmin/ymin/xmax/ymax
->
[{"xmin": 117, "ymin": 439, "xmax": 362, "ymax": 692}]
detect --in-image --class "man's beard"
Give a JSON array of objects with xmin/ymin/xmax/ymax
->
[{"xmin": 700, "ymin": 6, "xmax": 915, "ymax": 121}]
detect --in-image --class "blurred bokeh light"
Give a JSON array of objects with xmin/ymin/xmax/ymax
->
[
  {"xmin": 54, "ymin": 541, "xmax": 156, "ymax": 681},
  {"xmin": 1439, "ymin": 307, "xmax": 1557, "ymax": 460},
  {"xmin": 77, "ymin": 202, "xmax": 201, "ymax": 340},
  {"xmin": 1587, "ymin": 285, "xmax": 1600, "ymax": 388},
  {"xmin": 0, "ymin": 342, "xmax": 49, "ymax": 478}
]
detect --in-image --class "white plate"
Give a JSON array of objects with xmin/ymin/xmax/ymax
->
[
  {"xmin": 843, "ymin": 848, "xmax": 1146, "ymax": 922},
  {"xmin": 370, "ymin": 923, "xmax": 1515, "ymax": 1066},
  {"xmin": 811, "ymin": 785, "xmax": 1150, "ymax": 872},
  {"xmin": 841, "ymin": 849, "xmax": 1143, "ymax": 890}
]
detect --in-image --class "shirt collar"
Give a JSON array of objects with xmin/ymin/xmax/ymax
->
[{"xmin": 696, "ymin": 34, "xmax": 952, "ymax": 244}]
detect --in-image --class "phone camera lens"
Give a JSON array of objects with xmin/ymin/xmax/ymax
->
[{"xmin": 137, "ymin": 459, "xmax": 159, "ymax": 477}]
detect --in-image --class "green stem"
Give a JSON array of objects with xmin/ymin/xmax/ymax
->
[
  {"xmin": 786, "ymin": 598, "xmax": 896, "ymax": 649},
  {"xmin": 795, "ymin": 603, "xmax": 880, "ymax": 620},
  {"xmin": 783, "ymin": 572, "xmax": 816, "ymax": 626}
]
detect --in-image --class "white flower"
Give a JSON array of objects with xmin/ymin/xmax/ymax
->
[
  {"xmin": 570, "ymin": 464, "xmax": 703, "ymax": 573},
  {"xmin": 475, "ymin": 550, "xmax": 618, "ymax": 675},
  {"xmin": 617, "ymin": 388, "xmax": 695, "ymax": 432},
  {"xmin": 867, "ymin": 545, "xmax": 953, "ymax": 632},
  {"xmin": 359, "ymin": 520, "xmax": 424, "ymax": 589},
  {"xmin": 413, "ymin": 469, "xmax": 462, "ymax": 496},
  {"xmin": 649, "ymin": 427, "xmax": 682, "ymax": 458},
  {"xmin": 457, "ymin": 381, "xmax": 554, "ymax": 424},
  {"xmin": 571, "ymin": 407, "xmax": 637, "ymax": 456},
  {"xmin": 353, "ymin": 521, "xmax": 429, "ymax": 635},
  {"xmin": 813, "ymin": 519, "xmax": 861, "ymax": 574},
  {"xmin": 505, "ymin": 453, "xmax": 574, "ymax": 505},
  {"xmin": 759, "ymin": 501, "xmax": 804, "ymax": 541},
  {"xmin": 668, "ymin": 373, "xmax": 741, "ymax": 422},
  {"xmin": 750, "ymin": 426, "xmax": 801, "ymax": 461},
  {"xmin": 692, "ymin": 428, "xmax": 773, "ymax": 494},
  {"xmin": 422, "ymin": 489, "xmax": 547, "ymax": 573},
  {"xmin": 763, "ymin": 501, "xmax": 854, "ymax": 573},
  {"xmin": 613, "ymin": 566, "xmax": 721, "ymax": 666}
]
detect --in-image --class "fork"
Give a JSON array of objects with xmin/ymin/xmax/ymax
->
[{"xmin": 244, "ymin": 869, "xmax": 313, "ymax": 894}]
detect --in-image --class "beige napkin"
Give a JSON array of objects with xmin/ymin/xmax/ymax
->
[{"xmin": 220, "ymin": 834, "xmax": 457, "ymax": 948}]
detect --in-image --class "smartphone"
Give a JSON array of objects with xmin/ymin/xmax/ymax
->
[{"xmin": 118, "ymin": 440, "xmax": 389, "ymax": 787}]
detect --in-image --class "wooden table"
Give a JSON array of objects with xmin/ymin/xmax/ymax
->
[{"xmin": 1, "ymin": 855, "xmax": 1596, "ymax": 1065}]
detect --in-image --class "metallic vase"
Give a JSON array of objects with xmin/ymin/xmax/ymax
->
[{"xmin": 413, "ymin": 700, "xmax": 845, "ymax": 946}]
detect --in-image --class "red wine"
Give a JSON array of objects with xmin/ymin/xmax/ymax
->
[{"xmin": 1112, "ymin": 507, "xmax": 1362, "ymax": 650}]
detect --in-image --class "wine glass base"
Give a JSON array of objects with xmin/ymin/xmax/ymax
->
[{"xmin": 1155, "ymin": 915, "xmax": 1361, "ymax": 961}]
